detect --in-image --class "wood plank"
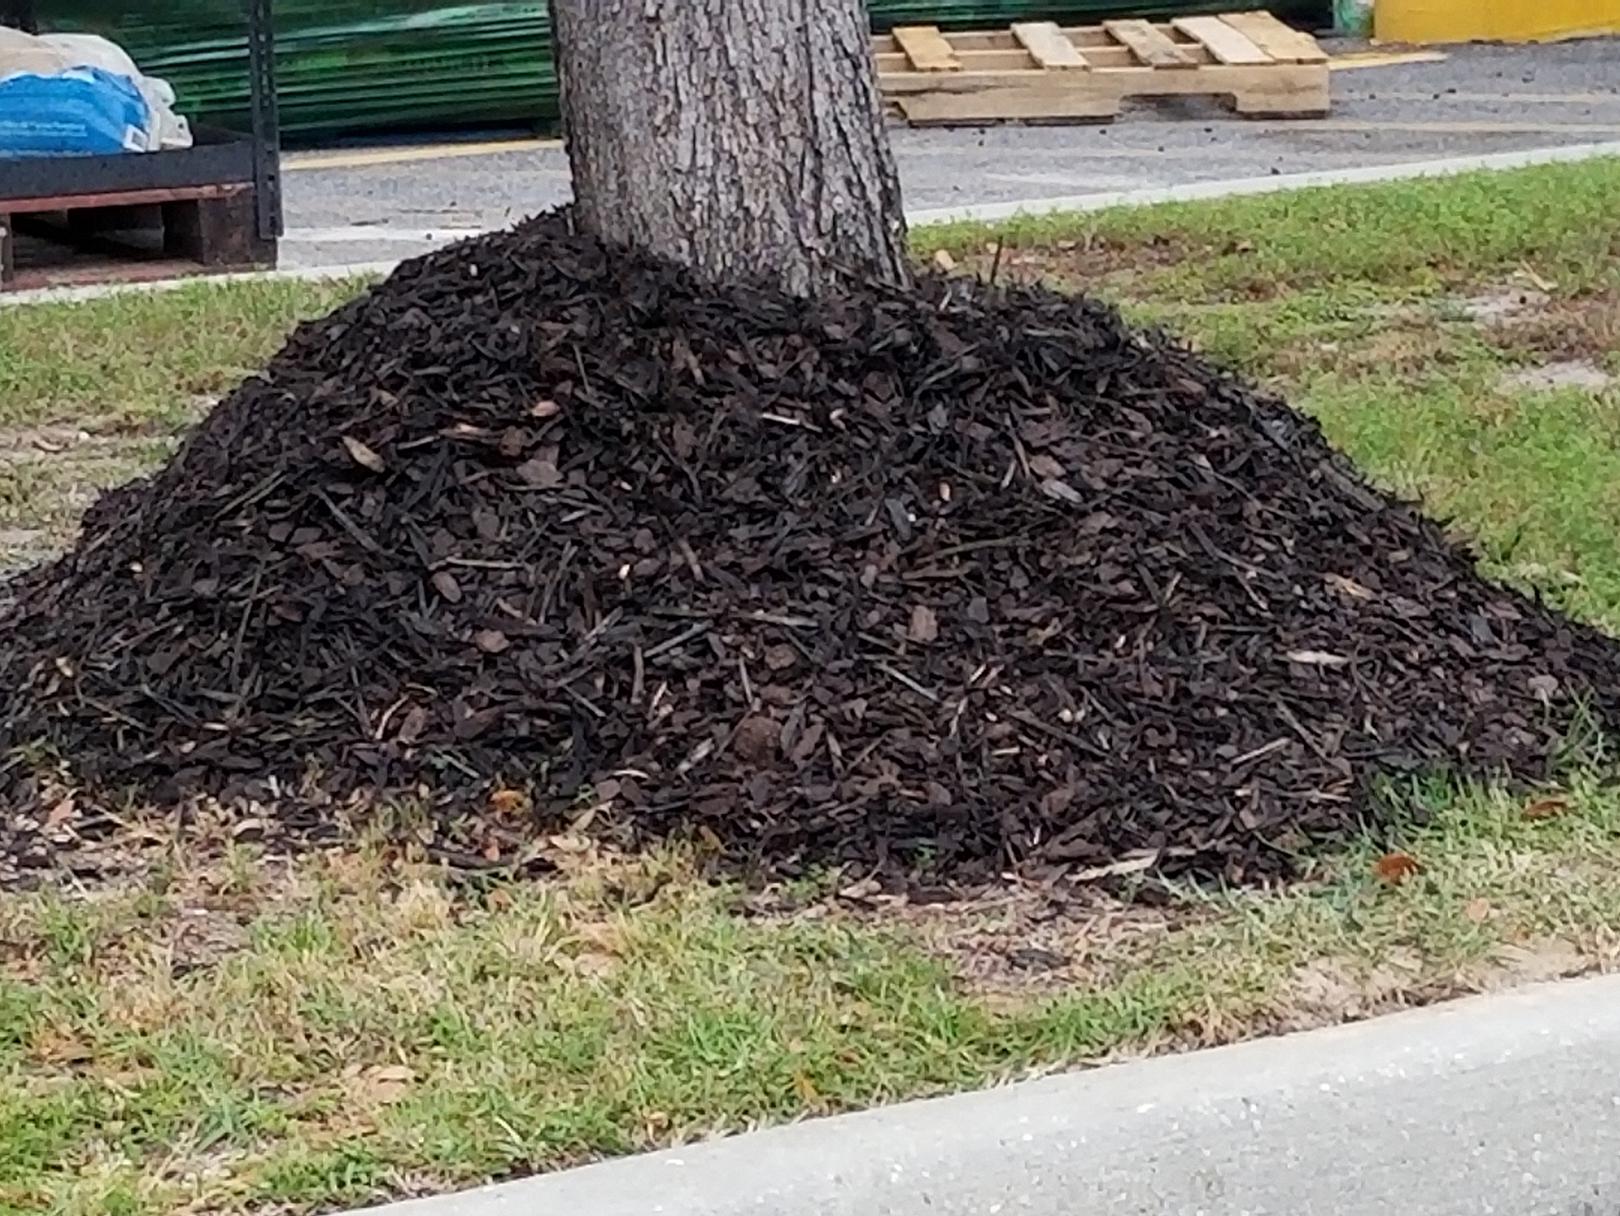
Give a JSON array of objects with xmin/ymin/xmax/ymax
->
[
  {"xmin": 1011, "ymin": 21, "xmax": 1089, "ymax": 70},
  {"xmin": 1218, "ymin": 11, "xmax": 1328, "ymax": 64},
  {"xmin": 898, "ymin": 87, "xmax": 1117, "ymax": 125},
  {"xmin": 1102, "ymin": 19, "xmax": 1196, "ymax": 68},
  {"xmin": 1170, "ymin": 16, "xmax": 1272, "ymax": 65},
  {"xmin": 893, "ymin": 25, "xmax": 961, "ymax": 72},
  {"xmin": 0, "ymin": 182, "xmax": 250, "ymax": 215}
]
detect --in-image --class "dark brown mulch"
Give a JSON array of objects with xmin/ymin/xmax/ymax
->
[{"xmin": 3, "ymin": 212, "xmax": 1618, "ymax": 887}]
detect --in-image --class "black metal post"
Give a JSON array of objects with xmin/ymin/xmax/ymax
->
[
  {"xmin": 0, "ymin": 0, "xmax": 38, "ymax": 31},
  {"xmin": 246, "ymin": 0, "xmax": 283, "ymax": 242}
]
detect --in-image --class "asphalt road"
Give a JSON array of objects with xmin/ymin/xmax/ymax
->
[{"xmin": 279, "ymin": 38, "xmax": 1620, "ymax": 269}]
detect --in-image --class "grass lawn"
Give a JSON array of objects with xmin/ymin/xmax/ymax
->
[{"xmin": 3, "ymin": 158, "xmax": 1620, "ymax": 1215}]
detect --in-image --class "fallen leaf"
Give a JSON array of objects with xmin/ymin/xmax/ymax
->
[
  {"xmin": 1523, "ymin": 794, "xmax": 1570, "ymax": 820},
  {"xmin": 431, "ymin": 571, "xmax": 463, "ymax": 603},
  {"xmin": 396, "ymin": 705, "xmax": 429, "ymax": 745},
  {"xmin": 792, "ymin": 1070, "xmax": 821, "ymax": 1105},
  {"xmin": 1494, "ymin": 937, "xmax": 1584, "ymax": 983},
  {"xmin": 530, "ymin": 399, "xmax": 560, "ymax": 419},
  {"xmin": 1286, "ymin": 650, "xmax": 1350, "ymax": 668},
  {"xmin": 764, "ymin": 643, "xmax": 798, "ymax": 671},
  {"xmin": 1519, "ymin": 263, "xmax": 1556, "ymax": 292},
  {"xmin": 43, "ymin": 797, "xmax": 75, "ymax": 828},
  {"xmin": 1039, "ymin": 477, "xmax": 1083, "ymax": 505},
  {"xmin": 1463, "ymin": 897, "xmax": 1493, "ymax": 924},
  {"xmin": 516, "ymin": 457, "xmax": 562, "ymax": 488},
  {"xmin": 1070, "ymin": 851, "xmax": 1159, "ymax": 882},
  {"xmin": 474, "ymin": 629, "xmax": 510, "ymax": 654},
  {"xmin": 488, "ymin": 787, "xmax": 529, "ymax": 814},
  {"xmin": 576, "ymin": 923, "xmax": 623, "ymax": 955},
  {"xmin": 574, "ymin": 952, "xmax": 616, "ymax": 979},
  {"xmin": 342, "ymin": 435, "xmax": 386, "ymax": 473},
  {"xmin": 908, "ymin": 605, "xmax": 939, "ymax": 644},
  {"xmin": 1374, "ymin": 851, "xmax": 1421, "ymax": 885},
  {"xmin": 1028, "ymin": 453, "xmax": 1066, "ymax": 479},
  {"xmin": 932, "ymin": 248, "xmax": 956, "ymax": 272},
  {"xmin": 360, "ymin": 1063, "xmax": 416, "ymax": 1104},
  {"xmin": 1324, "ymin": 574, "xmax": 1374, "ymax": 600},
  {"xmin": 1527, "ymin": 674, "xmax": 1559, "ymax": 702}
]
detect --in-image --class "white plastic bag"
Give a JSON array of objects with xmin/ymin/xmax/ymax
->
[{"xmin": 0, "ymin": 27, "xmax": 191, "ymax": 152}]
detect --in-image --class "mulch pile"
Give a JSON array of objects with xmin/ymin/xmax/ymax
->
[{"xmin": 4, "ymin": 212, "xmax": 1619, "ymax": 886}]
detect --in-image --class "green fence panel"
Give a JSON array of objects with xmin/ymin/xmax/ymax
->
[{"xmin": 43, "ymin": 1, "xmax": 1324, "ymax": 138}]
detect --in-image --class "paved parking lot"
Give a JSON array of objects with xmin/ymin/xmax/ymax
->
[{"xmin": 273, "ymin": 37, "xmax": 1618, "ymax": 267}]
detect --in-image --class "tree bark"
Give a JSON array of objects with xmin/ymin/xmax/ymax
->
[{"xmin": 549, "ymin": 0, "xmax": 910, "ymax": 296}]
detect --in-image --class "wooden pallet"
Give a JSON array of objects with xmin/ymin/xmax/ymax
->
[
  {"xmin": 874, "ymin": 10, "xmax": 1329, "ymax": 125},
  {"xmin": 0, "ymin": 183, "xmax": 275, "ymax": 291}
]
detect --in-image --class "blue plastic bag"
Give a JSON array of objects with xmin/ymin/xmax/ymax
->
[{"xmin": 0, "ymin": 66, "xmax": 153, "ymax": 158}]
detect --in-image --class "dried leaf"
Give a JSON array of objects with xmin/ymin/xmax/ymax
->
[
  {"xmin": 516, "ymin": 457, "xmax": 562, "ymax": 488},
  {"xmin": 530, "ymin": 399, "xmax": 560, "ymax": 419},
  {"xmin": 1527, "ymin": 674, "xmax": 1559, "ymax": 702},
  {"xmin": 1071, "ymin": 851, "xmax": 1159, "ymax": 882},
  {"xmin": 792, "ymin": 1070, "xmax": 822, "ymax": 1104},
  {"xmin": 1324, "ymin": 574, "xmax": 1374, "ymax": 600},
  {"xmin": 1374, "ymin": 851, "xmax": 1421, "ymax": 884},
  {"xmin": 1463, "ymin": 897, "xmax": 1493, "ymax": 924},
  {"xmin": 574, "ymin": 952, "xmax": 616, "ymax": 979},
  {"xmin": 360, "ymin": 1063, "xmax": 416, "ymax": 1104},
  {"xmin": 431, "ymin": 571, "xmax": 463, "ymax": 603},
  {"xmin": 908, "ymin": 605, "xmax": 939, "ymax": 644},
  {"xmin": 764, "ymin": 643, "xmax": 798, "ymax": 671},
  {"xmin": 1028, "ymin": 453, "xmax": 1066, "ymax": 479},
  {"xmin": 932, "ymin": 248, "xmax": 956, "ymax": 272},
  {"xmin": 488, "ymin": 787, "xmax": 529, "ymax": 814},
  {"xmin": 43, "ymin": 797, "xmax": 76, "ymax": 828},
  {"xmin": 1039, "ymin": 477, "xmax": 1083, "ymax": 505},
  {"xmin": 1523, "ymin": 794, "xmax": 1570, "ymax": 820},
  {"xmin": 396, "ymin": 705, "xmax": 429, "ymax": 745},
  {"xmin": 1286, "ymin": 650, "xmax": 1350, "ymax": 668},
  {"xmin": 342, "ymin": 435, "xmax": 386, "ymax": 473},
  {"xmin": 474, "ymin": 629, "xmax": 510, "ymax": 654},
  {"xmin": 1494, "ymin": 937, "xmax": 1583, "ymax": 982}
]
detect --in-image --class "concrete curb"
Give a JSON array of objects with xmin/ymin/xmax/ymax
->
[
  {"xmin": 905, "ymin": 139, "xmax": 1620, "ymax": 226},
  {"xmin": 350, "ymin": 974, "xmax": 1620, "ymax": 1216}
]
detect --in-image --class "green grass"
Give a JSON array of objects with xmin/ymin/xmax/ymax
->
[
  {"xmin": 4, "ymin": 777, "xmax": 1617, "ymax": 1215},
  {"xmin": 3, "ymin": 157, "xmax": 1620, "ymax": 1214},
  {"xmin": 0, "ymin": 277, "xmax": 363, "ymax": 433},
  {"xmin": 917, "ymin": 157, "xmax": 1620, "ymax": 299}
]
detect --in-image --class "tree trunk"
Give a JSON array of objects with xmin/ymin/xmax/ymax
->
[{"xmin": 549, "ymin": 0, "xmax": 910, "ymax": 297}]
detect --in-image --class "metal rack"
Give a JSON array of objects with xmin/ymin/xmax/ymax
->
[{"xmin": 0, "ymin": 0, "xmax": 282, "ymax": 289}]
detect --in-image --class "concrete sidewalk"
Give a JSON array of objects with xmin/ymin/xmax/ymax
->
[{"xmin": 351, "ymin": 974, "xmax": 1620, "ymax": 1216}]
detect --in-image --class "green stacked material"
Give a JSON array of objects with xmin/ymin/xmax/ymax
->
[
  {"xmin": 45, "ymin": 2, "xmax": 554, "ymax": 136},
  {"xmin": 44, "ymin": 1, "xmax": 1324, "ymax": 138}
]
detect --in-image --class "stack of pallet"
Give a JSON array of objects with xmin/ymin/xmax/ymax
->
[{"xmin": 873, "ymin": 10, "xmax": 1330, "ymax": 125}]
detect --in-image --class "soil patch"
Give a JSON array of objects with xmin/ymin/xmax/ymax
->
[
  {"xmin": 1499, "ymin": 359, "xmax": 1617, "ymax": 394},
  {"xmin": 5, "ymin": 213, "xmax": 1620, "ymax": 889}
]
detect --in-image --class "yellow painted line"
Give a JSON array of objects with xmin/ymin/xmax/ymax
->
[
  {"xmin": 1328, "ymin": 49, "xmax": 1449, "ymax": 71},
  {"xmin": 1258, "ymin": 120, "xmax": 1620, "ymax": 134},
  {"xmin": 285, "ymin": 138, "xmax": 562, "ymax": 172}
]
